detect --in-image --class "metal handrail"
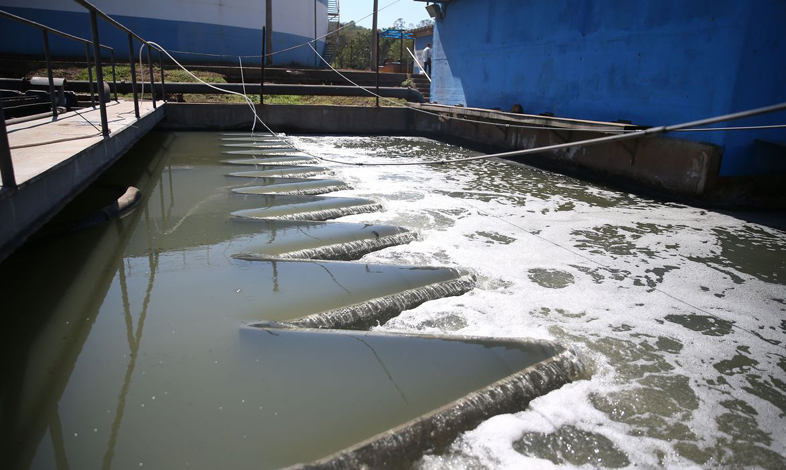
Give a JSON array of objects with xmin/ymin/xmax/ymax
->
[
  {"xmin": 0, "ymin": 9, "xmax": 119, "ymax": 189},
  {"xmin": 0, "ymin": 3, "xmax": 167, "ymax": 189},
  {"xmin": 73, "ymin": 0, "xmax": 167, "ymax": 120}
]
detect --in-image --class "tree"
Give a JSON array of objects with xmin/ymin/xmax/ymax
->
[
  {"xmin": 334, "ymin": 24, "xmax": 372, "ymax": 70},
  {"xmin": 331, "ymin": 19, "xmax": 417, "ymax": 71}
]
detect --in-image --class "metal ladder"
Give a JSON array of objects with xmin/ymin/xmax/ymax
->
[{"xmin": 323, "ymin": 0, "xmax": 340, "ymax": 64}]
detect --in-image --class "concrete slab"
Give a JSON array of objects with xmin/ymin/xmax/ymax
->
[{"xmin": 0, "ymin": 100, "xmax": 164, "ymax": 261}]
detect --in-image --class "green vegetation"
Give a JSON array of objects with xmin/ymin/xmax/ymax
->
[{"xmin": 332, "ymin": 18, "xmax": 433, "ymax": 71}]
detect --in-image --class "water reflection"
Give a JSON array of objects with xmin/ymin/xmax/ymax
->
[{"xmin": 0, "ymin": 132, "xmax": 173, "ymax": 470}]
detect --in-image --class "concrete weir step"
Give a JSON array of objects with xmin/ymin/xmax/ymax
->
[
  {"xmin": 222, "ymin": 142, "xmax": 296, "ymax": 149},
  {"xmin": 221, "ymin": 132, "xmax": 277, "ymax": 136},
  {"xmin": 231, "ymin": 195, "xmax": 382, "ymax": 221},
  {"xmin": 208, "ymin": 133, "xmax": 580, "ymax": 467},
  {"xmin": 238, "ymin": 326, "xmax": 581, "ymax": 470},
  {"xmin": 223, "ymin": 148, "xmax": 306, "ymax": 156},
  {"xmin": 223, "ymin": 156, "xmax": 319, "ymax": 166},
  {"xmin": 228, "ymin": 165, "xmax": 332, "ymax": 178},
  {"xmin": 221, "ymin": 136, "xmax": 290, "ymax": 142},
  {"xmin": 229, "ymin": 220, "xmax": 417, "ymax": 260},
  {"xmin": 231, "ymin": 177, "xmax": 350, "ymax": 195}
]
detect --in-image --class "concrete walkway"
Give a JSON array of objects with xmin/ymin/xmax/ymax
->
[
  {"xmin": 0, "ymin": 99, "xmax": 164, "ymax": 261},
  {"xmin": 5, "ymin": 101, "xmax": 156, "ymax": 185}
]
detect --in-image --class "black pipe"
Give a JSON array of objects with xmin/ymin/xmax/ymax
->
[
  {"xmin": 0, "ymin": 79, "xmax": 426, "ymax": 103},
  {"xmin": 0, "ymin": 79, "xmax": 427, "ymax": 103}
]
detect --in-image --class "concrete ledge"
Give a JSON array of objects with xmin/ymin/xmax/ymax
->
[
  {"xmin": 411, "ymin": 105, "xmax": 724, "ymax": 199},
  {"xmin": 0, "ymin": 104, "xmax": 165, "ymax": 262},
  {"xmin": 157, "ymin": 103, "xmax": 748, "ymax": 204}
]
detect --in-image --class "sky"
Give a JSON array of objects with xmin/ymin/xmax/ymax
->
[{"xmin": 339, "ymin": 0, "xmax": 432, "ymax": 29}]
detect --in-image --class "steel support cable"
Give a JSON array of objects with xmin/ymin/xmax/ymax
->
[
  {"xmin": 146, "ymin": 42, "xmax": 278, "ymax": 139},
  {"xmin": 673, "ymin": 124, "xmax": 786, "ymax": 132},
  {"xmin": 292, "ymin": 43, "xmax": 786, "ymax": 167}
]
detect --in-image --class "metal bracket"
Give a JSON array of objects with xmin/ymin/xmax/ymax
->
[{"xmin": 617, "ymin": 138, "xmax": 640, "ymax": 165}]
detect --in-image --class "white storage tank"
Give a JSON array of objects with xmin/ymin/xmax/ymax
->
[{"xmin": 0, "ymin": 0, "xmax": 329, "ymax": 67}]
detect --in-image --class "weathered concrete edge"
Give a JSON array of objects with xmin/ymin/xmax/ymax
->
[
  {"xmin": 281, "ymin": 339, "xmax": 584, "ymax": 469},
  {"xmin": 0, "ymin": 105, "xmax": 166, "ymax": 262},
  {"xmin": 158, "ymin": 103, "xmax": 726, "ymax": 200},
  {"xmin": 411, "ymin": 105, "xmax": 724, "ymax": 198},
  {"xmin": 157, "ymin": 103, "xmax": 412, "ymax": 134}
]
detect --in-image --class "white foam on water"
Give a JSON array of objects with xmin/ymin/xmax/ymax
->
[{"xmin": 291, "ymin": 136, "xmax": 786, "ymax": 468}]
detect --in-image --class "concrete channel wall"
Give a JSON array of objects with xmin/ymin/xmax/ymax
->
[
  {"xmin": 159, "ymin": 103, "xmax": 724, "ymax": 200},
  {"xmin": 161, "ymin": 104, "xmax": 413, "ymax": 135}
]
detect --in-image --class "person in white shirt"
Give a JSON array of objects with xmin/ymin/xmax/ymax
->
[{"xmin": 422, "ymin": 43, "xmax": 432, "ymax": 75}]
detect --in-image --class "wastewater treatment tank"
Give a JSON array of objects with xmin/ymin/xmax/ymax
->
[{"xmin": 1, "ymin": 132, "xmax": 785, "ymax": 468}]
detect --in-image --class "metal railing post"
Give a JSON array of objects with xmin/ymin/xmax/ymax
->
[
  {"xmin": 85, "ymin": 43, "xmax": 95, "ymax": 107},
  {"xmin": 110, "ymin": 49, "xmax": 117, "ymax": 101},
  {"xmin": 313, "ymin": 0, "xmax": 317, "ymax": 68},
  {"xmin": 260, "ymin": 26, "xmax": 266, "ymax": 105},
  {"xmin": 89, "ymin": 9, "xmax": 109, "ymax": 137},
  {"xmin": 127, "ymin": 33, "xmax": 139, "ymax": 118},
  {"xmin": 0, "ymin": 100, "xmax": 16, "ymax": 189},
  {"xmin": 42, "ymin": 30, "xmax": 58, "ymax": 119},
  {"xmin": 146, "ymin": 45, "xmax": 156, "ymax": 108},
  {"xmin": 158, "ymin": 49, "xmax": 166, "ymax": 102},
  {"xmin": 372, "ymin": 0, "xmax": 379, "ymax": 107}
]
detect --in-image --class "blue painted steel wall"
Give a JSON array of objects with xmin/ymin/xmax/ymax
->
[
  {"xmin": 431, "ymin": 0, "xmax": 786, "ymax": 176},
  {"xmin": 0, "ymin": 6, "xmax": 326, "ymax": 67}
]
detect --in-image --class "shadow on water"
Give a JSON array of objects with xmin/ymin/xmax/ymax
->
[{"xmin": 0, "ymin": 131, "xmax": 174, "ymax": 470}]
